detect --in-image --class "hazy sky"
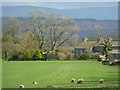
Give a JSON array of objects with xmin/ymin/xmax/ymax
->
[
  {"xmin": 1, "ymin": 0, "xmax": 119, "ymax": 2},
  {"xmin": 2, "ymin": 2, "xmax": 118, "ymax": 9}
]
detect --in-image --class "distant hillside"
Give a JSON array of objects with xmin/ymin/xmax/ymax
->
[
  {"xmin": 2, "ymin": 6, "xmax": 118, "ymax": 20},
  {"xmin": 74, "ymin": 19, "xmax": 118, "ymax": 41}
]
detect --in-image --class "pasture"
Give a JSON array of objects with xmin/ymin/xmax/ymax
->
[{"xmin": 2, "ymin": 60, "xmax": 118, "ymax": 88}]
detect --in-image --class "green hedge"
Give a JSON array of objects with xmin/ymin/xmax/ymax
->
[{"xmin": 79, "ymin": 54, "xmax": 88, "ymax": 60}]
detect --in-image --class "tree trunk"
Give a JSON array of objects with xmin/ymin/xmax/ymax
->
[
  {"xmin": 39, "ymin": 41, "xmax": 44, "ymax": 50},
  {"xmin": 4, "ymin": 50, "xmax": 8, "ymax": 60}
]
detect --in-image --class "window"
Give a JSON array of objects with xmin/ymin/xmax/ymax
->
[
  {"xmin": 80, "ymin": 49, "xmax": 86, "ymax": 54},
  {"xmin": 74, "ymin": 48, "xmax": 79, "ymax": 56}
]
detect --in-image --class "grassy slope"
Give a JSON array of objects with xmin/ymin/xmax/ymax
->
[{"xmin": 2, "ymin": 60, "xmax": 118, "ymax": 88}]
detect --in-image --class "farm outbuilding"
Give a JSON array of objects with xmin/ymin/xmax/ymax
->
[{"xmin": 74, "ymin": 37, "xmax": 120, "ymax": 60}]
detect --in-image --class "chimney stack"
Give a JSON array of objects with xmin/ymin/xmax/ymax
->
[
  {"xmin": 108, "ymin": 38, "xmax": 112, "ymax": 42},
  {"xmin": 83, "ymin": 37, "xmax": 88, "ymax": 42},
  {"xmin": 98, "ymin": 38, "xmax": 104, "ymax": 42}
]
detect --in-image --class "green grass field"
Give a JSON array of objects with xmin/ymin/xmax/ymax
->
[{"xmin": 2, "ymin": 60, "xmax": 118, "ymax": 88}]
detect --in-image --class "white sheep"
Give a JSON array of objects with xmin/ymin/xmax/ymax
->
[
  {"xmin": 71, "ymin": 78, "xmax": 75, "ymax": 83},
  {"xmin": 99, "ymin": 79, "xmax": 104, "ymax": 83},
  {"xmin": 77, "ymin": 79, "xmax": 84, "ymax": 84},
  {"xmin": 109, "ymin": 62, "xmax": 113, "ymax": 65},
  {"xmin": 32, "ymin": 81, "xmax": 37, "ymax": 84},
  {"xmin": 19, "ymin": 85, "xmax": 24, "ymax": 88}
]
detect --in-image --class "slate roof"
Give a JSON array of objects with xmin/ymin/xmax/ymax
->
[
  {"xmin": 75, "ymin": 40, "xmax": 97, "ymax": 48},
  {"xmin": 75, "ymin": 40, "xmax": 120, "ymax": 49}
]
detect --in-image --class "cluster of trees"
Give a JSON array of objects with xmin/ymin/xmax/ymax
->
[
  {"xmin": 2, "ymin": 9, "xmax": 80, "ymax": 60},
  {"xmin": 9, "ymin": 49, "xmax": 44, "ymax": 61}
]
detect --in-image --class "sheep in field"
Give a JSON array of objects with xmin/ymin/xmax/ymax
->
[
  {"xmin": 71, "ymin": 78, "xmax": 75, "ymax": 83},
  {"xmin": 19, "ymin": 85, "xmax": 24, "ymax": 88},
  {"xmin": 99, "ymin": 79, "xmax": 104, "ymax": 83},
  {"xmin": 77, "ymin": 79, "xmax": 84, "ymax": 84},
  {"xmin": 32, "ymin": 81, "xmax": 37, "ymax": 84}
]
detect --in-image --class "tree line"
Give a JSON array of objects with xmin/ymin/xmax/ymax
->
[{"xmin": 2, "ymin": 9, "xmax": 80, "ymax": 60}]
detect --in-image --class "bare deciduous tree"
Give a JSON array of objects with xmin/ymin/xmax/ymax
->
[
  {"xmin": 19, "ymin": 32, "xmax": 39, "ymax": 52},
  {"xmin": 47, "ymin": 14, "xmax": 78, "ymax": 51},
  {"xmin": 92, "ymin": 24, "xmax": 104, "ymax": 38},
  {"xmin": 3, "ymin": 17, "xmax": 20, "ymax": 44},
  {"xmin": 25, "ymin": 9, "xmax": 48, "ymax": 49},
  {"xmin": 25, "ymin": 10, "xmax": 79, "ymax": 51}
]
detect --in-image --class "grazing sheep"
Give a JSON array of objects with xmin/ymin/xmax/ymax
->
[
  {"xmin": 32, "ymin": 81, "xmax": 37, "ymax": 84},
  {"xmin": 77, "ymin": 79, "xmax": 84, "ymax": 84},
  {"xmin": 20, "ymin": 85, "xmax": 24, "ymax": 88},
  {"xmin": 99, "ymin": 79, "xmax": 104, "ymax": 83},
  {"xmin": 71, "ymin": 78, "xmax": 75, "ymax": 83},
  {"xmin": 109, "ymin": 62, "xmax": 113, "ymax": 65}
]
